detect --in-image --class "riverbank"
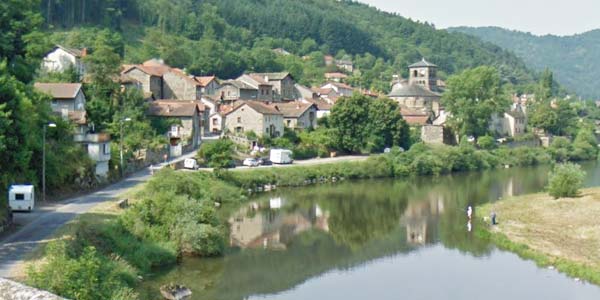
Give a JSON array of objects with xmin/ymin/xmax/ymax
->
[
  {"xmin": 478, "ymin": 188, "xmax": 600, "ymax": 285},
  {"xmin": 18, "ymin": 143, "xmax": 598, "ymax": 299}
]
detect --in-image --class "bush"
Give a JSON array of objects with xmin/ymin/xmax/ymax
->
[
  {"xmin": 198, "ymin": 139, "xmax": 235, "ymax": 169},
  {"xmin": 549, "ymin": 137, "xmax": 573, "ymax": 162},
  {"xmin": 477, "ymin": 135, "xmax": 496, "ymax": 150},
  {"xmin": 28, "ymin": 242, "xmax": 138, "ymax": 300},
  {"xmin": 547, "ymin": 163, "xmax": 586, "ymax": 198}
]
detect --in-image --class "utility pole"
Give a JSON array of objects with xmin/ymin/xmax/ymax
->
[
  {"xmin": 119, "ymin": 117, "xmax": 131, "ymax": 177},
  {"xmin": 42, "ymin": 123, "xmax": 57, "ymax": 202}
]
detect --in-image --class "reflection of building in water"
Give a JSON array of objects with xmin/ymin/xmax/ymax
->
[
  {"xmin": 229, "ymin": 200, "xmax": 329, "ymax": 250},
  {"xmin": 400, "ymin": 195, "xmax": 445, "ymax": 245}
]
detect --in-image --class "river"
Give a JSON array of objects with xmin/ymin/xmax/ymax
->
[{"xmin": 139, "ymin": 163, "xmax": 600, "ymax": 300}]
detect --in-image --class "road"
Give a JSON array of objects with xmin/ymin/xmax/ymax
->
[
  {"xmin": 0, "ymin": 151, "xmax": 198, "ymax": 279},
  {"xmin": 190, "ymin": 155, "xmax": 370, "ymax": 172},
  {"xmin": 0, "ymin": 153, "xmax": 369, "ymax": 278}
]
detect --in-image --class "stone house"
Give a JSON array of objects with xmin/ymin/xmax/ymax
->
[
  {"xmin": 271, "ymin": 102, "xmax": 318, "ymax": 130},
  {"xmin": 147, "ymin": 100, "xmax": 205, "ymax": 157},
  {"xmin": 34, "ymin": 83, "xmax": 111, "ymax": 178},
  {"xmin": 248, "ymin": 72, "xmax": 296, "ymax": 101},
  {"xmin": 236, "ymin": 74, "xmax": 275, "ymax": 101},
  {"xmin": 335, "ymin": 58, "xmax": 354, "ymax": 73},
  {"xmin": 163, "ymin": 68, "xmax": 202, "ymax": 100},
  {"xmin": 121, "ymin": 64, "xmax": 166, "ymax": 100},
  {"xmin": 195, "ymin": 76, "xmax": 221, "ymax": 96},
  {"xmin": 224, "ymin": 101, "xmax": 284, "ymax": 138},
  {"xmin": 41, "ymin": 45, "xmax": 87, "ymax": 78},
  {"xmin": 217, "ymin": 80, "xmax": 261, "ymax": 103}
]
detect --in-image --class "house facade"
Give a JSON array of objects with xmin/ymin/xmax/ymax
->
[
  {"xmin": 147, "ymin": 100, "xmax": 205, "ymax": 157},
  {"xmin": 224, "ymin": 101, "xmax": 284, "ymax": 137},
  {"xmin": 34, "ymin": 83, "xmax": 112, "ymax": 178},
  {"xmin": 121, "ymin": 65, "xmax": 165, "ymax": 99},
  {"xmin": 272, "ymin": 102, "xmax": 318, "ymax": 130},
  {"xmin": 248, "ymin": 72, "xmax": 296, "ymax": 101},
  {"xmin": 320, "ymin": 82, "xmax": 354, "ymax": 97},
  {"xmin": 217, "ymin": 80, "xmax": 261, "ymax": 103},
  {"xmin": 41, "ymin": 45, "xmax": 87, "ymax": 78},
  {"xmin": 490, "ymin": 106, "xmax": 527, "ymax": 137},
  {"xmin": 163, "ymin": 69, "xmax": 202, "ymax": 100},
  {"xmin": 195, "ymin": 76, "xmax": 221, "ymax": 96},
  {"xmin": 34, "ymin": 83, "xmax": 86, "ymax": 115}
]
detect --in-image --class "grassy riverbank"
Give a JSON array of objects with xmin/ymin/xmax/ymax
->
[
  {"xmin": 478, "ymin": 188, "xmax": 600, "ymax": 285},
  {"xmin": 22, "ymin": 142, "xmax": 597, "ymax": 299}
]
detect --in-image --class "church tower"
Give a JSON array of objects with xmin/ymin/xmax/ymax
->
[{"xmin": 408, "ymin": 58, "xmax": 438, "ymax": 92}]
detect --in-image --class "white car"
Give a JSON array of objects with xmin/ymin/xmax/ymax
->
[{"xmin": 243, "ymin": 158, "xmax": 261, "ymax": 167}]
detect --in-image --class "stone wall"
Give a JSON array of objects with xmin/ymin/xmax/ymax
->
[
  {"xmin": 0, "ymin": 278, "xmax": 66, "ymax": 300},
  {"xmin": 421, "ymin": 125, "xmax": 444, "ymax": 145}
]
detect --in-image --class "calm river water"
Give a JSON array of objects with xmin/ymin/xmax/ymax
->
[{"xmin": 139, "ymin": 163, "xmax": 600, "ymax": 300}]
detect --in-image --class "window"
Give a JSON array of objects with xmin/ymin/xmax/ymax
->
[
  {"xmin": 51, "ymin": 99, "xmax": 58, "ymax": 106},
  {"xmin": 286, "ymin": 120, "xmax": 291, "ymax": 126},
  {"xmin": 237, "ymin": 117, "xmax": 242, "ymax": 123},
  {"xmin": 212, "ymin": 118, "xmax": 218, "ymax": 126},
  {"xmin": 103, "ymin": 143, "xmax": 110, "ymax": 155},
  {"xmin": 15, "ymin": 193, "xmax": 25, "ymax": 201},
  {"xmin": 261, "ymin": 89, "xmax": 264, "ymax": 95}
]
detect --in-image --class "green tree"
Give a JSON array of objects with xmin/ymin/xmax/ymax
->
[
  {"xmin": 442, "ymin": 66, "xmax": 510, "ymax": 139},
  {"xmin": 329, "ymin": 94, "xmax": 371, "ymax": 153},
  {"xmin": 198, "ymin": 139, "xmax": 235, "ymax": 169},
  {"xmin": 547, "ymin": 163, "xmax": 585, "ymax": 198},
  {"xmin": 367, "ymin": 97, "xmax": 409, "ymax": 151}
]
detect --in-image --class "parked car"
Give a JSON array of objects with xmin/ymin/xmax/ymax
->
[
  {"xmin": 243, "ymin": 158, "xmax": 261, "ymax": 167},
  {"xmin": 258, "ymin": 158, "xmax": 272, "ymax": 166}
]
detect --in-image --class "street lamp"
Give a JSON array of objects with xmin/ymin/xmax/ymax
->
[
  {"xmin": 119, "ymin": 117, "xmax": 132, "ymax": 177},
  {"xmin": 42, "ymin": 122, "xmax": 57, "ymax": 202}
]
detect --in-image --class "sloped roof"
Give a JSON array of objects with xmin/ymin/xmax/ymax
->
[
  {"xmin": 271, "ymin": 102, "xmax": 315, "ymax": 118},
  {"xmin": 248, "ymin": 72, "xmax": 291, "ymax": 81},
  {"xmin": 168, "ymin": 68, "xmax": 201, "ymax": 86},
  {"xmin": 400, "ymin": 107, "xmax": 430, "ymax": 125},
  {"xmin": 122, "ymin": 64, "xmax": 166, "ymax": 77},
  {"xmin": 408, "ymin": 58, "xmax": 437, "ymax": 68},
  {"xmin": 388, "ymin": 84, "xmax": 441, "ymax": 98},
  {"xmin": 147, "ymin": 100, "xmax": 204, "ymax": 117},
  {"xmin": 222, "ymin": 80, "xmax": 257, "ymax": 90},
  {"xmin": 324, "ymin": 72, "xmax": 348, "ymax": 79},
  {"xmin": 53, "ymin": 45, "xmax": 84, "ymax": 57},
  {"xmin": 34, "ymin": 83, "xmax": 83, "ymax": 99},
  {"xmin": 322, "ymin": 81, "xmax": 353, "ymax": 90},
  {"xmin": 227, "ymin": 100, "xmax": 282, "ymax": 116},
  {"xmin": 305, "ymin": 98, "xmax": 332, "ymax": 111},
  {"xmin": 195, "ymin": 76, "xmax": 216, "ymax": 87}
]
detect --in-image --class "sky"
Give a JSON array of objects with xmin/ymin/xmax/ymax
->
[{"xmin": 360, "ymin": 0, "xmax": 600, "ymax": 36}]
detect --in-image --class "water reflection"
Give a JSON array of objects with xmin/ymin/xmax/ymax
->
[
  {"xmin": 139, "ymin": 163, "xmax": 600, "ymax": 300},
  {"xmin": 229, "ymin": 201, "xmax": 329, "ymax": 250}
]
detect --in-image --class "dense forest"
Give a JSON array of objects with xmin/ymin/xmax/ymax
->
[
  {"xmin": 40, "ymin": 0, "xmax": 539, "ymax": 92},
  {"xmin": 451, "ymin": 26, "xmax": 600, "ymax": 99}
]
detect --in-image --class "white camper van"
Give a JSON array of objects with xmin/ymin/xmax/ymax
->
[
  {"xmin": 9, "ymin": 185, "xmax": 35, "ymax": 212},
  {"xmin": 270, "ymin": 149, "xmax": 293, "ymax": 164}
]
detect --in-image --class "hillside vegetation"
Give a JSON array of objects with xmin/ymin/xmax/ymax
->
[
  {"xmin": 41, "ymin": 0, "xmax": 537, "ymax": 92},
  {"xmin": 451, "ymin": 26, "xmax": 600, "ymax": 99}
]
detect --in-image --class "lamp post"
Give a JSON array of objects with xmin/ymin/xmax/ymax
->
[
  {"xmin": 119, "ymin": 117, "xmax": 131, "ymax": 177},
  {"xmin": 42, "ymin": 122, "xmax": 57, "ymax": 202}
]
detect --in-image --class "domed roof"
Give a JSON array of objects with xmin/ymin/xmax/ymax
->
[{"xmin": 388, "ymin": 83, "xmax": 441, "ymax": 98}]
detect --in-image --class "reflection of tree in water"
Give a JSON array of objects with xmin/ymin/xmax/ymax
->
[{"xmin": 139, "ymin": 165, "xmax": 562, "ymax": 300}]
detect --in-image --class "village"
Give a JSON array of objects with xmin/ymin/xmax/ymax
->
[{"xmin": 35, "ymin": 45, "xmax": 537, "ymax": 177}]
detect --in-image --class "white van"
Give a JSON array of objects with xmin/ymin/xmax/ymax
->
[
  {"xmin": 183, "ymin": 158, "xmax": 198, "ymax": 170},
  {"xmin": 270, "ymin": 149, "xmax": 293, "ymax": 164},
  {"xmin": 9, "ymin": 185, "xmax": 35, "ymax": 212}
]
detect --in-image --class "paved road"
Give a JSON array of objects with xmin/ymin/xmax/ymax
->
[
  {"xmin": 0, "ymin": 151, "xmax": 198, "ymax": 279},
  {"xmin": 188, "ymin": 155, "xmax": 370, "ymax": 172},
  {"xmin": 0, "ymin": 152, "xmax": 368, "ymax": 278}
]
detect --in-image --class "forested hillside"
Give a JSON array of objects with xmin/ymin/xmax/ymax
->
[
  {"xmin": 451, "ymin": 26, "xmax": 600, "ymax": 99},
  {"xmin": 40, "ymin": 0, "xmax": 538, "ymax": 92}
]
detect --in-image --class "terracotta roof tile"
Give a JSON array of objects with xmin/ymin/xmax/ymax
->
[{"xmin": 147, "ymin": 100, "xmax": 204, "ymax": 117}]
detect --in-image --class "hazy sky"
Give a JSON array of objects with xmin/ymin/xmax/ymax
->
[{"xmin": 360, "ymin": 0, "xmax": 600, "ymax": 36}]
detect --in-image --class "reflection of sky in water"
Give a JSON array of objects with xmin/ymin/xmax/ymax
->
[{"xmin": 250, "ymin": 246, "xmax": 600, "ymax": 300}]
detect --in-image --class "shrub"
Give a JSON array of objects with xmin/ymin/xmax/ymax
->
[
  {"xmin": 547, "ymin": 163, "xmax": 586, "ymax": 198},
  {"xmin": 198, "ymin": 139, "xmax": 235, "ymax": 169},
  {"xmin": 571, "ymin": 128, "xmax": 598, "ymax": 161},
  {"xmin": 28, "ymin": 242, "xmax": 138, "ymax": 300},
  {"xmin": 477, "ymin": 135, "xmax": 496, "ymax": 150},
  {"xmin": 549, "ymin": 137, "xmax": 573, "ymax": 162}
]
